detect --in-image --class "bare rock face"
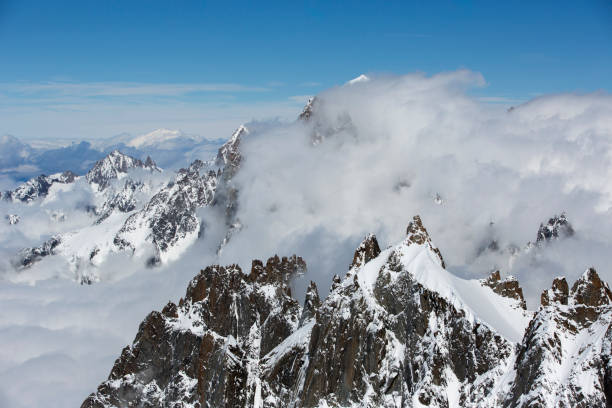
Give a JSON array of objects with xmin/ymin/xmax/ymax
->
[
  {"xmin": 350, "ymin": 233, "xmax": 381, "ymax": 269},
  {"xmin": 571, "ymin": 267, "xmax": 612, "ymax": 307},
  {"xmin": 482, "ymin": 270, "xmax": 527, "ymax": 310},
  {"xmin": 299, "ymin": 281, "xmax": 320, "ymax": 326},
  {"xmin": 541, "ymin": 277, "xmax": 569, "ymax": 306},
  {"xmin": 5, "ymin": 214, "xmax": 20, "ymax": 225}
]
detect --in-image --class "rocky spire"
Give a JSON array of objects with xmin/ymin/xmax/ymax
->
[
  {"xmin": 299, "ymin": 281, "xmax": 320, "ymax": 326},
  {"xmin": 144, "ymin": 155, "xmax": 156, "ymax": 168},
  {"xmin": 216, "ymin": 125, "xmax": 248, "ymax": 179},
  {"xmin": 350, "ymin": 233, "xmax": 381, "ymax": 269},
  {"xmin": 540, "ymin": 277, "xmax": 569, "ymax": 306},
  {"xmin": 405, "ymin": 215, "xmax": 446, "ymax": 268},
  {"xmin": 247, "ymin": 255, "xmax": 306, "ymax": 297},
  {"xmin": 330, "ymin": 274, "xmax": 341, "ymax": 292},
  {"xmin": 570, "ymin": 267, "xmax": 612, "ymax": 307},
  {"xmin": 86, "ymin": 150, "xmax": 159, "ymax": 190},
  {"xmin": 482, "ymin": 270, "xmax": 527, "ymax": 309}
]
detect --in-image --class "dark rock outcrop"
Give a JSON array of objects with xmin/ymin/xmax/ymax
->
[
  {"xmin": 482, "ymin": 270, "xmax": 527, "ymax": 310},
  {"xmin": 540, "ymin": 277, "xmax": 569, "ymax": 306},
  {"xmin": 350, "ymin": 233, "xmax": 381, "ymax": 269},
  {"xmin": 536, "ymin": 213, "xmax": 574, "ymax": 244},
  {"xmin": 406, "ymin": 214, "xmax": 446, "ymax": 268},
  {"xmin": 82, "ymin": 255, "xmax": 304, "ymax": 408},
  {"xmin": 571, "ymin": 267, "xmax": 612, "ymax": 308},
  {"xmin": 16, "ymin": 235, "xmax": 62, "ymax": 268}
]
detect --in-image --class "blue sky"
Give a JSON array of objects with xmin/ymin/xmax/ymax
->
[{"xmin": 0, "ymin": 0, "xmax": 611, "ymax": 140}]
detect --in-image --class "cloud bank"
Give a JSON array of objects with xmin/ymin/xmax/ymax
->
[{"xmin": 221, "ymin": 70, "xmax": 612, "ymax": 307}]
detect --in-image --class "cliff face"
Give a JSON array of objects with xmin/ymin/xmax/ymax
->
[{"xmin": 82, "ymin": 216, "xmax": 612, "ymax": 408}]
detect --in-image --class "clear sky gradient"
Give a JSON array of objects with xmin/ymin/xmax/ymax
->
[{"xmin": 1, "ymin": 0, "xmax": 611, "ymax": 140}]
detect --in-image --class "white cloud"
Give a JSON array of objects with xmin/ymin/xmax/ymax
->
[{"xmin": 0, "ymin": 81, "xmax": 269, "ymax": 97}]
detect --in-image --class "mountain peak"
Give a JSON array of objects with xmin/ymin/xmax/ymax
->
[
  {"xmin": 86, "ymin": 150, "xmax": 159, "ymax": 190},
  {"xmin": 536, "ymin": 212, "xmax": 574, "ymax": 244},
  {"xmin": 570, "ymin": 267, "xmax": 612, "ymax": 307},
  {"xmin": 405, "ymin": 215, "xmax": 446, "ymax": 268},
  {"xmin": 299, "ymin": 280, "xmax": 320, "ymax": 325},
  {"xmin": 350, "ymin": 233, "xmax": 381, "ymax": 269},
  {"xmin": 540, "ymin": 276, "xmax": 569, "ymax": 306},
  {"xmin": 216, "ymin": 125, "xmax": 248, "ymax": 179}
]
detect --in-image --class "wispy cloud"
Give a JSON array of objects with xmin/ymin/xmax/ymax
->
[
  {"xmin": 300, "ymin": 81, "xmax": 322, "ymax": 87},
  {"xmin": 0, "ymin": 80, "xmax": 296, "ymax": 139},
  {"xmin": 0, "ymin": 81, "xmax": 269, "ymax": 98}
]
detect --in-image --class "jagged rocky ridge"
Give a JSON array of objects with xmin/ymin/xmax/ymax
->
[
  {"xmin": 2, "ymin": 149, "xmax": 158, "ymax": 203},
  {"xmin": 11, "ymin": 151, "xmax": 163, "ymax": 272},
  {"xmin": 82, "ymin": 215, "xmax": 612, "ymax": 407},
  {"xmin": 86, "ymin": 150, "xmax": 160, "ymax": 190},
  {"xmin": 113, "ymin": 125, "xmax": 247, "ymax": 263},
  {"xmin": 11, "ymin": 128, "xmax": 246, "ymax": 276},
  {"xmin": 535, "ymin": 213, "xmax": 574, "ymax": 244},
  {"xmin": 2, "ymin": 170, "xmax": 76, "ymax": 202}
]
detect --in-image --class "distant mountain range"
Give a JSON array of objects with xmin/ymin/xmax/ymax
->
[{"xmin": 0, "ymin": 129, "xmax": 224, "ymax": 182}]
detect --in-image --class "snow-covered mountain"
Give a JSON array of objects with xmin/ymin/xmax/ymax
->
[
  {"xmin": 7, "ymin": 126, "xmax": 246, "ymax": 282},
  {"xmin": 2, "ymin": 170, "xmax": 76, "ymax": 202},
  {"xmin": 0, "ymin": 130, "xmax": 225, "ymax": 181},
  {"xmin": 8, "ymin": 151, "xmax": 163, "ymax": 278},
  {"xmin": 81, "ymin": 216, "xmax": 612, "ymax": 407},
  {"xmin": 96, "ymin": 128, "xmax": 225, "ymax": 170},
  {"xmin": 85, "ymin": 149, "xmax": 160, "ymax": 190}
]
